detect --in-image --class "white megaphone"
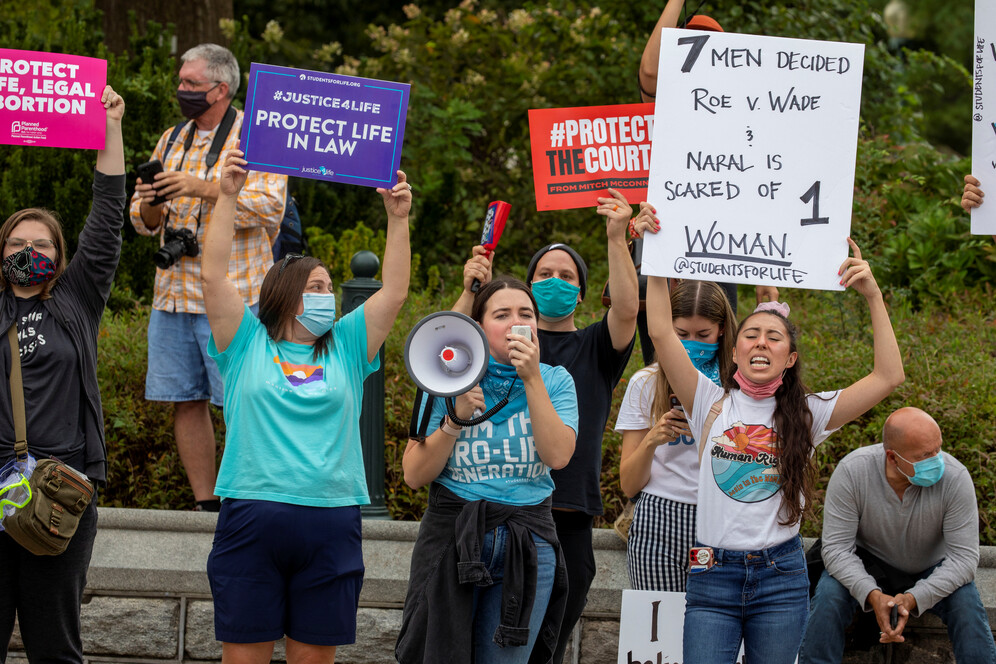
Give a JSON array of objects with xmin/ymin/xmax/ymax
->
[{"xmin": 404, "ymin": 311, "xmax": 489, "ymax": 398}]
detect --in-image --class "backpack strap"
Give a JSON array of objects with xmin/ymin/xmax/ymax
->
[
  {"xmin": 698, "ymin": 395, "xmax": 728, "ymax": 464},
  {"xmin": 162, "ymin": 121, "xmax": 188, "ymax": 162}
]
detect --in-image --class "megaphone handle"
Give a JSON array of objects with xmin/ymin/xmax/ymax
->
[
  {"xmin": 408, "ymin": 389, "xmax": 437, "ymax": 442},
  {"xmin": 446, "ymin": 397, "xmax": 508, "ymax": 427}
]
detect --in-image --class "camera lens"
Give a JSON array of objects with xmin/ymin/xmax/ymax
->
[{"xmin": 153, "ymin": 239, "xmax": 186, "ymax": 270}]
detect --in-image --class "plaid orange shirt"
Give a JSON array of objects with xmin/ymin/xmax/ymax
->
[{"xmin": 129, "ymin": 108, "xmax": 287, "ymax": 313}]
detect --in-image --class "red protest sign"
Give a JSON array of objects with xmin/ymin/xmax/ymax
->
[{"xmin": 528, "ymin": 103, "xmax": 654, "ymax": 211}]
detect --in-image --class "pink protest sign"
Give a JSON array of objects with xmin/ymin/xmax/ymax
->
[{"xmin": 0, "ymin": 49, "xmax": 107, "ymax": 150}]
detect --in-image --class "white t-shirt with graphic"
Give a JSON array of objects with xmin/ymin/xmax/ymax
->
[
  {"xmin": 614, "ymin": 366, "xmax": 699, "ymax": 505},
  {"xmin": 689, "ymin": 373, "xmax": 840, "ymax": 551}
]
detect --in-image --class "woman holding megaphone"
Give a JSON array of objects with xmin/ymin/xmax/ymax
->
[{"xmin": 396, "ymin": 277, "xmax": 578, "ymax": 664}]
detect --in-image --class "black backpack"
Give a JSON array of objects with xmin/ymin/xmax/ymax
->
[{"xmin": 163, "ymin": 109, "xmax": 306, "ymax": 261}]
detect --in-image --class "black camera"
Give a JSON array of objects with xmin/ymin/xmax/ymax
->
[{"xmin": 153, "ymin": 227, "xmax": 199, "ymax": 269}]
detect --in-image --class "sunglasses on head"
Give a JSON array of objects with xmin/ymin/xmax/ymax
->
[{"xmin": 279, "ymin": 253, "xmax": 305, "ymax": 275}]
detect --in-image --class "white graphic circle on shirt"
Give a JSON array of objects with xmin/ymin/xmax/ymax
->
[{"xmin": 710, "ymin": 422, "xmax": 782, "ymax": 503}]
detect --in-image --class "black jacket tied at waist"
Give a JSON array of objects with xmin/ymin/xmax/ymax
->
[{"xmin": 396, "ymin": 483, "xmax": 569, "ymax": 663}]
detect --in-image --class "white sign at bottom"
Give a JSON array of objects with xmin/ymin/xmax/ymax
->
[{"xmin": 617, "ymin": 590, "xmax": 747, "ymax": 664}]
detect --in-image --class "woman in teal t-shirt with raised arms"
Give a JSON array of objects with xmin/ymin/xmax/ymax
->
[{"xmin": 201, "ymin": 150, "xmax": 412, "ymax": 664}]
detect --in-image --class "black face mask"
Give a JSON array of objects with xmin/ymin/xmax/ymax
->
[{"xmin": 176, "ymin": 86, "xmax": 218, "ymax": 119}]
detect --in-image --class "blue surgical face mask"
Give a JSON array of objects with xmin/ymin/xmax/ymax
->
[
  {"xmin": 681, "ymin": 339, "xmax": 720, "ymax": 385},
  {"xmin": 531, "ymin": 277, "xmax": 580, "ymax": 321},
  {"xmin": 296, "ymin": 293, "xmax": 336, "ymax": 336},
  {"xmin": 893, "ymin": 450, "xmax": 945, "ymax": 487}
]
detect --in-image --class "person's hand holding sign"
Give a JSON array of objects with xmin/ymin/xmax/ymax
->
[
  {"xmin": 961, "ymin": 174, "xmax": 995, "ymax": 242},
  {"xmin": 218, "ymin": 149, "xmax": 249, "ymax": 199},
  {"xmin": 631, "ymin": 201, "xmax": 661, "ymax": 239},
  {"xmin": 377, "ymin": 170, "xmax": 413, "ymax": 222},
  {"xmin": 838, "ymin": 237, "xmax": 879, "ymax": 298}
]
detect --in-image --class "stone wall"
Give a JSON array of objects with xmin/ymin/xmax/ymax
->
[{"xmin": 6, "ymin": 508, "xmax": 995, "ymax": 663}]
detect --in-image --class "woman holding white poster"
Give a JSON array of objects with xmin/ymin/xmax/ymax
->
[{"xmin": 644, "ymin": 228, "xmax": 904, "ymax": 661}]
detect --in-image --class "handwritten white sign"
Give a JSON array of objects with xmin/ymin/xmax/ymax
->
[
  {"xmin": 617, "ymin": 590, "xmax": 746, "ymax": 664},
  {"xmin": 971, "ymin": 0, "xmax": 996, "ymax": 235},
  {"xmin": 643, "ymin": 31, "xmax": 865, "ymax": 291}
]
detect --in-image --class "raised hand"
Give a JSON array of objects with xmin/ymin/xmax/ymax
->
[
  {"xmin": 961, "ymin": 174, "xmax": 983, "ymax": 213},
  {"xmin": 463, "ymin": 245, "xmax": 493, "ymax": 293},
  {"xmin": 101, "ymin": 85, "xmax": 124, "ymax": 123},
  {"xmin": 597, "ymin": 188, "xmax": 634, "ymax": 241},
  {"xmin": 630, "ymin": 201, "xmax": 661, "ymax": 238},
  {"xmin": 838, "ymin": 237, "xmax": 880, "ymax": 299},
  {"xmin": 378, "ymin": 170, "xmax": 412, "ymax": 220},
  {"xmin": 219, "ymin": 149, "xmax": 248, "ymax": 198}
]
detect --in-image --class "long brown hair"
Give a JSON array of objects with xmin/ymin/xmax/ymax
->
[
  {"xmin": 651, "ymin": 280, "xmax": 736, "ymax": 422},
  {"xmin": 731, "ymin": 310, "xmax": 823, "ymax": 527},
  {"xmin": 258, "ymin": 255, "xmax": 333, "ymax": 360},
  {"xmin": 0, "ymin": 208, "xmax": 68, "ymax": 300}
]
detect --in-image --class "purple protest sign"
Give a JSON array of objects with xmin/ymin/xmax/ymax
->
[
  {"xmin": 241, "ymin": 63, "xmax": 410, "ymax": 188},
  {"xmin": 0, "ymin": 49, "xmax": 107, "ymax": 150}
]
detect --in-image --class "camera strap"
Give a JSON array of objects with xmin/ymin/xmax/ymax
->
[
  {"xmin": 159, "ymin": 105, "xmax": 239, "ymax": 237},
  {"xmin": 163, "ymin": 104, "xmax": 238, "ymax": 175}
]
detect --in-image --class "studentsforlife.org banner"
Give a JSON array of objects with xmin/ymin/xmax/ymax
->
[{"xmin": 241, "ymin": 63, "xmax": 410, "ymax": 188}]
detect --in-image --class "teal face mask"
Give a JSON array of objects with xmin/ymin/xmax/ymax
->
[
  {"xmin": 296, "ymin": 293, "xmax": 336, "ymax": 336},
  {"xmin": 894, "ymin": 450, "xmax": 945, "ymax": 487},
  {"xmin": 531, "ymin": 277, "xmax": 580, "ymax": 321},
  {"xmin": 681, "ymin": 339, "xmax": 720, "ymax": 384}
]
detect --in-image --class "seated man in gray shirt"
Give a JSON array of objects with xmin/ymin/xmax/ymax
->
[{"xmin": 799, "ymin": 407, "xmax": 996, "ymax": 664}]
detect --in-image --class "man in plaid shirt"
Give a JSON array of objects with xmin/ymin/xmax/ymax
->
[{"xmin": 130, "ymin": 44, "xmax": 287, "ymax": 512}]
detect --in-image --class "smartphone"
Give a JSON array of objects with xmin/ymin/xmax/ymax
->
[
  {"xmin": 890, "ymin": 604, "xmax": 899, "ymax": 629},
  {"xmin": 510, "ymin": 325, "xmax": 531, "ymax": 341},
  {"xmin": 135, "ymin": 159, "xmax": 166, "ymax": 206},
  {"xmin": 669, "ymin": 394, "xmax": 687, "ymax": 423},
  {"xmin": 689, "ymin": 546, "xmax": 715, "ymax": 570}
]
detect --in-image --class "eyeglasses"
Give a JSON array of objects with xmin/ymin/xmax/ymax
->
[
  {"xmin": 176, "ymin": 76, "xmax": 221, "ymax": 90},
  {"xmin": 279, "ymin": 253, "xmax": 305, "ymax": 275},
  {"xmin": 6, "ymin": 238, "xmax": 55, "ymax": 251}
]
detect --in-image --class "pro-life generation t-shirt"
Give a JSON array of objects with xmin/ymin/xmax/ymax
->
[
  {"xmin": 688, "ymin": 373, "xmax": 839, "ymax": 550},
  {"xmin": 429, "ymin": 359, "xmax": 578, "ymax": 506}
]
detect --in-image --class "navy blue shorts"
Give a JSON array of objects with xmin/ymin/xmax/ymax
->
[{"xmin": 207, "ymin": 499, "xmax": 364, "ymax": 645}]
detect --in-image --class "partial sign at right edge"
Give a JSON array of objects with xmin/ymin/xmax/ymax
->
[{"xmin": 972, "ymin": 0, "xmax": 996, "ymax": 235}]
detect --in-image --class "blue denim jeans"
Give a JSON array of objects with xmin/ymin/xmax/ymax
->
[
  {"xmin": 799, "ymin": 568, "xmax": 996, "ymax": 664},
  {"xmin": 472, "ymin": 525, "xmax": 556, "ymax": 664},
  {"xmin": 683, "ymin": 536, "xmax": 809, "ymax": 664}
]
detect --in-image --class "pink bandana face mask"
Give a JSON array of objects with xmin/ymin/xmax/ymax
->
[
  {"xmin": 2, "ymin": 246, "xmax": 56, "ymax": 287},
  {"xmin": 733, "ymin": 367, "xmax": 783, "ymax": 399}
]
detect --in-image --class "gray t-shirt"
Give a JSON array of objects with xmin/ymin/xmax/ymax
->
[{"xmin": 821, "ymin": 443, "xmax": 979, "ymax": 614}]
